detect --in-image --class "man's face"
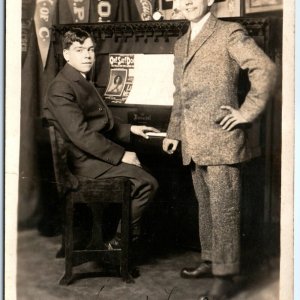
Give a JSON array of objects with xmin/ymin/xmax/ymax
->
[
  {"xmin": 179, "ymin": 0, "xmax": 214, "ymax": 22},
  {"xmin": 63, "ymin": 37, "xmax": 95, "ymax": 74}
]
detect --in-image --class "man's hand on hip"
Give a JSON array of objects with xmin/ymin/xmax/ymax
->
[{"xmin": 219, "ymin": 106, "xmax": 248, "ymax": 131}]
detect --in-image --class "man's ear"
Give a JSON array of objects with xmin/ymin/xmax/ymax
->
[
  {"xmin": 63, "ymin": 49, "xmax": 69, "ymax": 62},
  {"xmin": 208, "ymin": 0, "xmax": 215, "ymax": 7}
]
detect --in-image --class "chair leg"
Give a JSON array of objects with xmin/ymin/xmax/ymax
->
[
  {"xmin": 56, "ymin": 233, "xmax": 65, "ymax": 258},
  {"xmin": 120, "ymin": 184, "xmax": 134, "ymax": 283},
  {"xmin": 59, "ymin": 199, "xmax": 74, "ymax": 285},
  {"xmin": 86, "ymin": 203, "xmax": 104, "ymax": 250},
  {"xmin": 56, "ymin": 198, "xmax": 66, "ymax": 258}
]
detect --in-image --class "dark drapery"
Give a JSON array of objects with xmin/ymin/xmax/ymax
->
[{"xmin": 19, "ymin": 20, "xmax": 58, "ymax": 228}]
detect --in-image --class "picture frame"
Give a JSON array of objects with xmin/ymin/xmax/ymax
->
[
  {"xmin": 245, "ymin": 0, "xmax": 283, "ymax": 14},
  {"xmin": 213, "ymin": 0, "xmax": 242, "ymax": 18}
]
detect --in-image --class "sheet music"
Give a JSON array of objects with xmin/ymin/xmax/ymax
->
[
  {"xmin": 104, "ymin": 54, "xmax": 175, "ymax": 106},
  {"xmin": 126, "ymin": 54, "xmax": 175, "ymax": 105},
  {"xmin": 104, "ymin": 54, "xmax": 134, "ymax": 103}
]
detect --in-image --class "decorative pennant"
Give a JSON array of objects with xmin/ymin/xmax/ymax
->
[
  {"xmin": 22, "ymin": 19, "xmax": 32, "ymax": 65},
  {"xmin": 34, "ymin": 0, "xmax": 57, "ymax": 69},
  {"xmin": 22, "ymin": 0, "xmax": 36, "ymax": 19},
  {"xmin": 91, "ymin": 0, "xmax": 115, "ymax": 23},
  {"xmin": 134, "ymin": 0, "xmax": 155, "ymax": 21},
  {"xmin": 67, "ymin": 0, "xmax": 90, "ymax": 23}
]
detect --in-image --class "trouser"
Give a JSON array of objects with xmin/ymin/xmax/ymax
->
[
  {"xmin": 191, "ymin": 163, "xmax": 241, "ymax": 276},
  {"xmin": 94, "ymin": 162, "xmax": 159, "ymax": 238}
]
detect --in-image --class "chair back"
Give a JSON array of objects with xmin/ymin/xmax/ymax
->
[{"xmin": 48, "ymin": 126, "xmax": 79, "ymax": 197}]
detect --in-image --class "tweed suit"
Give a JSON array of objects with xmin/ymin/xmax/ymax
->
[
  {"xmin": 167, "ymin": 14, "xmax": 276, "ymax": 275},
  {"xmin": 44, "ymin": 63, "xmax": 158, "ymax": 235}
]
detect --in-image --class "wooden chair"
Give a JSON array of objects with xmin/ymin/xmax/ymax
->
[{"xmin": 48, "ymin": 125, "xmax": 134, "ymax": 284}]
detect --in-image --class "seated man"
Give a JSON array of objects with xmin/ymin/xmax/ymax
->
[{"xmin": 44, "ymin": 28, "xmax": 159, "ymax": 249}]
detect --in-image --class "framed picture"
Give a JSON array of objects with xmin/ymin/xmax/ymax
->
[
  {"xmin": 245, "ymin": 0, "xmax": 283, "ymax": 14},
  {"xmin": 213, "ymin": 0, "xmax": 242, "ymax": 17},
  {"xmin": 161, "ymin": 0, "xmax": 173, "ymax": 10}
]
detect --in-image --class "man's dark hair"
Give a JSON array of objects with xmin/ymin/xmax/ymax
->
[{"xmin": 63, "ymin": 28, "xmax": 94, "ymax": 50}]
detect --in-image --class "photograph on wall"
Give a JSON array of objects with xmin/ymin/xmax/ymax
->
[
  {"xmin": 245, "ymin": 0, "xmax": 283, "ymax": 13},
  {"xmin": 212, "ymin": 0, "xmax": 242, "ymax": 17}
]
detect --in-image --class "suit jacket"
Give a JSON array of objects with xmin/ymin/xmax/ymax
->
[
  {"xmin": 44, "ymin": 63, "xmax": 131, "ymax": 178},
  {"xmin": 167, "ymin": 14, "xmax": 277, "ymax": 166}
]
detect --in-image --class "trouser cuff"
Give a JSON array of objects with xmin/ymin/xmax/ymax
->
[
  {"xmin": 201, "ymin": 251, "xmax": 212, "ymax": 261},
  {"xmin": 212, "ymin": 262, "xmax": 240, "ymax": 276},
  {"xmin": 117, "ymin": 221, "xmax": 141, "ymax": 239}
]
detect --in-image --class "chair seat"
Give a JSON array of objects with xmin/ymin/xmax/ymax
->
[{"xmin": 72, "ymin": 177, "xmax": 131, "ymax": 204}]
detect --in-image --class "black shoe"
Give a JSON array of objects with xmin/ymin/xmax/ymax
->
[
  {"xmin": 199, "ymin": 276, "xmax": 235, "ymax": 300},
  {"xmin": 104, "ymin": 234, "xmax": 122, "ymax": 250},
  {"xmin": 181, "ymin": 262, "xmax": 212, "ymax": 279},
  {"xmin": 104, "ymin": 232, "xmax": 141, "ymax": 250}
]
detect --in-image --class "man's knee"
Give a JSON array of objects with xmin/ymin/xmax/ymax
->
[
  {"xmin": 148, "ymin": 175, "xmax": 159, "ymax": 193},
  {"xmin": 137, "ymin": 167, "xmax": 159, "ymax": 192},
  {"xmin": 137, "ymin": 171, "xmax": 159, "ymax": 202}
]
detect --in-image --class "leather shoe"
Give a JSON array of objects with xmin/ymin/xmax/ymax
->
[
  {"xmin": 105, "ymin": 235, "xmax": 122, "ymax": 250},
  {"xmin": 104, "ymin": 233, "xmax": 141, "ymax": 250},
  {"xmin": 181, "ymin": 262, "xmax": 212, "ymax": 278},
  {"xmin": 199, "ymin": 276, "xmax": 235, "ymax": 300}
]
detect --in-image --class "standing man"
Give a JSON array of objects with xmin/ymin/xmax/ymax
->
[
  {"xmin": 162, "ymin": 0, "xmax": 276, "ymax": 298},
  {"xmin": 44, "ymin": 28, "xmax": 159, "ymax": 250}
]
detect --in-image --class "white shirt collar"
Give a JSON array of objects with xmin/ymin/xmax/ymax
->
[{"xmin": 190, "ymin": 12, "xmax": 211, "ymax": 41}]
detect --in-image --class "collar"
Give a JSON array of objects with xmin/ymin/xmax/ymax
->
[
  {"xmin": 61, "ymin": 63, "xmax": 87, "ymax": 82},
  {"xmin": 190, "ymin": 12, "xmax": 211, "ymax": 41}
]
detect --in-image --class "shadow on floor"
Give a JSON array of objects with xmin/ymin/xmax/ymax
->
[{"xmin": 17, "ymin": 229, "xmax": 279, "ymax": 300}]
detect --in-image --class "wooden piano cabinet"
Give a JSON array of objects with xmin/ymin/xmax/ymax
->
[
  {"xmin": 50, "ymin": 17, "xmax": 282, "ymax": 256},
  {"xmin": 108, "ymin": 103, "xmax": 201, "ymax": 249}
]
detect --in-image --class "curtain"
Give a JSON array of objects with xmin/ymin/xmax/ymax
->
[{"xmin": 19, "ymin": 20, "xmax": 58, "ymax": 230}]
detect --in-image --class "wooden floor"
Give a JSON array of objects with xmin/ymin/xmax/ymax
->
[{"xmin": 17, "ymin": 230, "xmax": 279, "ymax": 300}]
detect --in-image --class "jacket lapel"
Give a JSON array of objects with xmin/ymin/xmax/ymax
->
[
  {"xmin": 62, "ymin": 63, "xmax": 114, "ymax": 130},
  {"xmin": 88, "ymin": 79, "xmax": 115, "ymax": 130},
  {"xmin": 184, "ymin": 14, "xmax": 218, "ymax": 69}
]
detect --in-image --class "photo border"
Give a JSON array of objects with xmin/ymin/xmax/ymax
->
[{"xmin": 4, "ymin": 0, "xmax": 296, "ymax": 299}]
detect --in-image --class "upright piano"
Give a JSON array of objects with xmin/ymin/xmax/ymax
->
[{"xmin": 51, "ymin": 17, "xmax": 282, "ymax": 255}]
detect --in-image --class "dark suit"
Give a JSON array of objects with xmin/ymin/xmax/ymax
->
[
  {"xmin": 44, "ymin": 63, "xmax": 158, "ymax": 236},
  {"xmin": 167, "ymin": 15, "xmax": 276, "ymax": 275}
]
